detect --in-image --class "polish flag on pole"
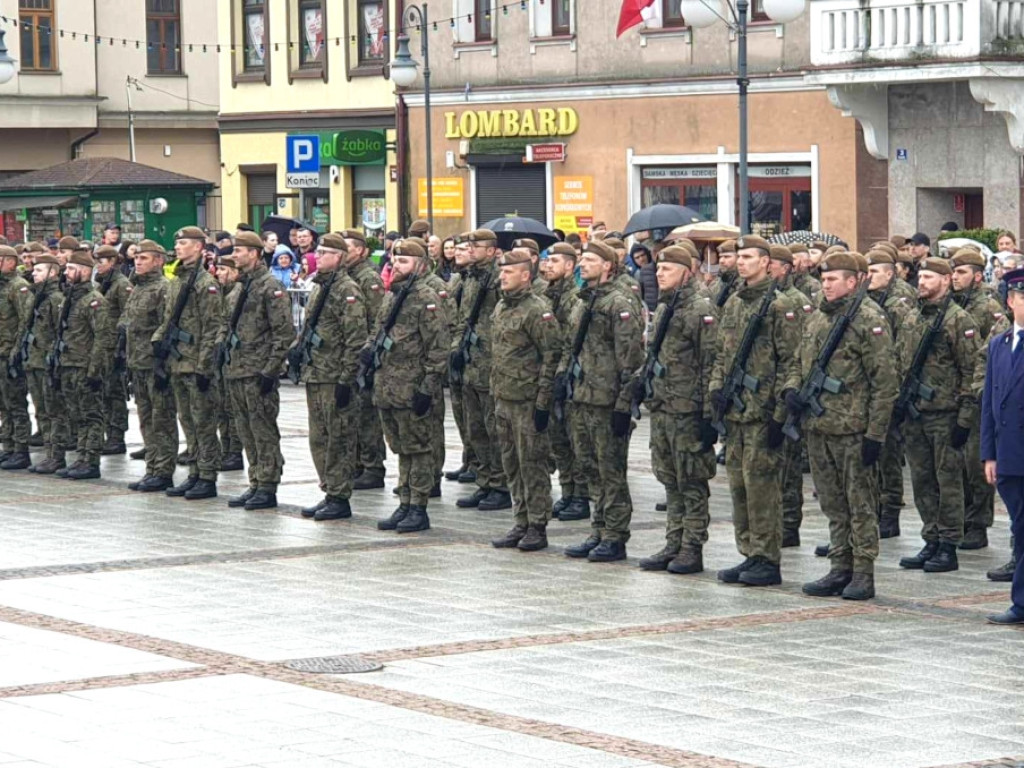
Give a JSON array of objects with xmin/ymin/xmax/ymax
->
[{"xmin": 616, "ymin": 0, "xmax": 658, "ymax": 37}]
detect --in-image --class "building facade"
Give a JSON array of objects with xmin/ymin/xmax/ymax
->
[{"xmin": 216, "ymin": 0, "xmax": 400, "ymax": 239}]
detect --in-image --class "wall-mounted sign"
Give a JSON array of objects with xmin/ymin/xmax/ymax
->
[
  {"xmin": 748, "ymin": 165, "xmax": 812, "ymax": 178},
  {"xmin": 444, "ymin": 108, "xmax": 578, "ymax": 139},
  {"xmin": 288, "ymin": 131, "xmax": 387, "ymax": 167},
  {"xmin": 896, "ymin": 148, "xmax": 908, "ymax": 161},
  {"xmin": 418, "ymin": 178, "xmax": 465, "ymax": 218},
  {"xmin": 525, "ymin": 143, "xmax": 565, "ymax": 163},
  {"xmin": 553, "ymin": 176, "xmax": 593, "ymax": 234},
  {"xmin": 642, "ymin": 167, "xmax": 717, "ymax": 180}
]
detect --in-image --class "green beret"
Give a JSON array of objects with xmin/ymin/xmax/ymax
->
[
  {"xmin": 820, "ymin": 252, "xmax": 860, "ymax": 273},
  {"xmin": 319, "ymin": 233, "xmax": 348, "ymax": 251},
  {"xmin": 233, "ymin": 231, "xmax": 263, "ymax": 250},
  {"xmin": 582, "ymin": 240, "xmax": 616, "ymax": 263},
  {"xmin": 548, "ymin": 243, "xmax": 577, "ymax": 258},
  {"xmin": 500, "ymin": 250, "xmax": 533, "ymax": 266},
  {"xmin": 0, "ymin": 246, "xmax": 17, "ymax": 260},
  {"xmin": 136, "ymin": 240, "xmax": 166, "ymax": 256},
  {"xmin": 218, "ymin": 256, "xmax": 238, "ymax": 270},
  {"xmin": 769, "ymin": 245, "xmax": 793, "ymax": 264},
  {"xmin": 788, "ymin": 242, "xmax": 808, "ymax": 256},
  {"xmin": 175, "ymin": 226, "xmax": 207, "ymax": 241},
  {"xmin": 467, "ymin": 229, "xmax": 497, "ymax": 244},
  {"xmin": 69, "ymin": 251, "xmax": 96, "ymax": 269},
  {"xmin": 57, "ymin": 236, "xmax": 80, "ymax": 251},
  {"xmin": 717, "ymin": 239, "xmax": 737, "ymax": 255},
  {"xmin": 94, "ymin": 245, "xmax": 119, "ymax": 261},
  {"xmin": 919, "ymin": 257, "xmax": 952, "ymax": 276},
  {"xmin": 657, "ymin": 245, "xmax": 693, "ymax": 269},
  {"xmin": 951, "ymin": 249, "xmax": 985, "ymax": 269},
  {"xmin": 341, "ymin": 229, "xmax": 366, "ymax": 245},
  {"xmin": 34, "ymin": 254, "xmax": 59, "ymax": 266},
  {"xmin": 511, "ymin": 238, "xmax": 539, "ymax": 255},
  {"xmin": 393, "ymin": 239, "xmax": 426, "ymax": 258},
  {"xmin": 865, "ymin": 249, "xmax": 894, "ymax": 266},
  {"xmin": 736, "ymin": 235, "xmax": 771, "ymax": 255}
]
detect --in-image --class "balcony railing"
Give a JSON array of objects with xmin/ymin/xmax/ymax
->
[{"xmin": 810, "ymin": 0, "xmax": 1024, "ymax": 67}]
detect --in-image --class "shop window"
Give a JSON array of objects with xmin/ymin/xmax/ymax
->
[
  {"xmin": 640, "ymin": 167, "xmax": 718, "ymax": 221},
  {"xmin": 89, "ymin": 200, "xmax": 116, "ymax": 242},
  {"xmin": 233, "ymin": 0, "xmax": 270, "ymax": 85},
  {"xmin": 19, "ymin": 0, "xmax": 57, "ymax": 72},
  {"xmin": 246, "ymin": 173, "xmax": 277, "ymax": 230},
  {"xmin": 119, "ymin": 200, "xmax": 146, "ymax": 243},
  {"xmin": 742, "ymin": 165, "xmax": 812, "ymax": 238},
  {"xmin": 357, "ymin": 0, "xmax": 386, "ymax": 65},
  {"xmin": 146, "ymin": 0, "xmax": 181, "ymax": 75}
]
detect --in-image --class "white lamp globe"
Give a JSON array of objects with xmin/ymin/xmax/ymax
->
[
  {"xmin": 678, "ymin": 0, "xmax": 722, "ymax": 28},
  {"xmin": 388, "ymin": 35, "xmax": 418, "ymax": 88},
  {"xmin": 764, "ymin": 0, "xmax": 805, "ymax": 24},
  {"xmin": 0, "ymin": 30, "xmax": 17, "ymax": 86}
]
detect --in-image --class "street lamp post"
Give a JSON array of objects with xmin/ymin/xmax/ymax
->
[
  {"xmin": 678, "ymin": 0, "xmax": 805, "ymax": 234},
  {"xmin": 390, "ymin": 5, "xmax": 433, "ymax": 232},
  {"xmin": 0, "ymin": 29, "xmax": 18, "ymax": 86}
]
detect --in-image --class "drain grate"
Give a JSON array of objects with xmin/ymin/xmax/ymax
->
[{"xmin": 284, "ymin": 655, "xmax": 383, "ymax": 674}]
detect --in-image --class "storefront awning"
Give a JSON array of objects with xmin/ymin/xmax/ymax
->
[{"xmin": 0, "ymin": 195, "xmax": 77, "ymax": 213}]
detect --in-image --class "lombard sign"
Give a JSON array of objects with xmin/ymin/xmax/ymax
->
[
  {"xmin": 444, "ymin": 107, "xmax": 578, "ymax": 139},
  {"xmin": 289, "ymin": 130, "xmax": 387, "ymax": 167}
]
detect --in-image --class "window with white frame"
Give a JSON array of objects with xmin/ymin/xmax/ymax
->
[
  {"xmin": 452, "ymin": 0, "xmax": 495, "ymax": 43},
  {"xmin": 531, "ymin": 0, "xmax": 573, "ymax": 38}
]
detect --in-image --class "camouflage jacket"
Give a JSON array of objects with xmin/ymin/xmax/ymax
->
[
  {"xmin": 123, "ymin": 271, "xmax": 169, "ymax": 371},
  {"xmin": 868, "ymin": 286, "xmax": 913, "ymax": 338},
  {"xmin": 793, "ymin": 272, "xmax": 822, "ymax": 304},
  {"xmin": 709, "ymin": 271, "xmax": 739, "ymax": 309},
  {"xmin": 297, "ymin": 269, "xmax": 366, "ymax": 386},
  {"xmin": 57, "ymin": 281, "xmax": 114, "ymax": 377},
  {"xmin": 780, "ymin": 275, "xmax": 816, "ymax": 327},
  {"xmin": 218, "ymin": 264, "xmax": 295, "ymax": 381},
  {"xmin": 347, "ymin": 259, "xmax": 385, "ymax": 332},
  {"xmin": 973, "ymin": 313, "xmax": 1012, "ymax": 396},
  {"xmin": 24, "ymin": 280, "xmax": 63, "ymax": 371},
  {"xmin": 641, "ymin": 281, "xmax": 717, "ymax": 417},
  {"xmin": 531, "ymin": 274, "xmax": 548, "ymax": 297},
  {"xmin": 788, "ymin": 292, "xmax": 898, "ymax": 440},
  {"xmin": 896, "ymin": 295, "xmax": 980, "ymax": 426},
  {"xmin": 368, "ymin": 276, "xmax": 449, "ymax": 409},
  {"xmin": 558, "ymin": 281, "xmax": 643, "ymax": 412},
  {"xmin": 151, "ymin": 261, "xmax": 222, "ymax": 377},
  {"xmin": 457, "ymin": 258, "xmax": 502, "ymax": 389},
  {"xmin": 0, "ymin": 271, "xmax": 32, "ymax": 356},
  {"xmin": 892, "ymin": 278, "xmax": 918, "ymax": 301},
  {"xmin": 955, "ymin": 284, "xmax": 1007, "ymax": 341},
  {"xmin": 422, "ymin": 271, "xmax": 456, "ymax": 335},
  {"xmin": 490, "ymin": 285, "xmax": 560, "ymax": 408},
  {"xmin": 611, "ymin": 271, "xmax": 644, "ymax": 326},
  {"xmin": 97, "ymin": 269, "xmax": 132, "ymax": 324},
  {"xmin": 709, "ymin": 276, "xmax": 801, "ymax": 425}
]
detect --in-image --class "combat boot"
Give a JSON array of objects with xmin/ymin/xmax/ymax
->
[
  {"xmin": 899, "ymin": 541, "xmax": 939, "ymax": 569},
  {"xmin": 478, "ymin": 490, "xmax": 512, "ymax": 511},
  {"xmin": 56, "ymin": 459, "xmax": 86, "ymax": 479},
  {"xmin": 842, "ymin": 573, "xmax": 875, "ymax": 600},
  {"xmin": 802, "ymin": 569, "xmax": 852, "ymax": 597},
  {"xmin": 67, "ymin": 463, "xmax": 100, "ymax": 480},
  {"xmin": 228, "ymin": 487, "xmax": 256, "ymax": 508},
  {"xmin": 220, "ymin": 453, "xmax": 244, "ymax": 472},
  {"xmin": 314, "ymin": 496, "xmax": 351, "ymax": 521},
  {"xmin": 244, "ymin": 489, "xmax": 277, "ymax": 510},
  {"xmin": 28, "ymin": 431, "xmax": 43, "ymax": 447},
  {"xmin": 456, "ymin": 487, "xmax": 488, "ymax": 508},
  {"xmin": 552, "ymin": 496, "xmax": 571, "ymax": 517},
  {"xmin": 31, "ymin": 457, "xmax": 62, "ymax": 475},
  {"xmin": 0, "ymin": 452, "xmax": 31, "ymax": 470},
  {"xmin": 176, "ymin": 451, "xmax": 194, "ymax": 465},
  {"xmin": 491, "ymin": 525, "xmax": 527, "ymax": 548},
  {"xmin": 352, "ymin": 472, "xmax": 385, "ymax": 490},
  {"xmin": 392, "ymin": 485, "xmax": 401, "ymax": 496},
  {"xmin": 588, "ymin": 540, "xmax": 626, "ymax": 562},
  {"xmin": 457, "ymin": 468, "xmax": 477, "ymax": 483},
  {"xmin": 184, "ymin": 479, "xmax": 217, "ymax": 500},
  {"xmin": 638, "ymin": 546, "xmax": 678, "ymax": 571},
  {"xmin": 100, "ymin": 437, "xmax": 126, "ymax": 455},
  {"xmin": 738, "ymin": 557, "xmax": 781, "ymax": 586},
  {"xmin": 923, "ymin": 542, "xmax": 958, "ymax": 572},
  {"xmin": 137, "ymin": 475, "xmax": 173, "ymax": 493},
  {"xmin": 129, "ymin": 474, "xmax": 153, "ymax": 491},
  {"xmin": 717, "ymin": 557, "xmax": 755, "ymax": 584},
  {"xmin": 129, "ymin": 447, "xmax": 147, "ymax": 460},
  {"xmin": 430, "ymin": 482, "xmax": 441, "ymax": 498},
  {"xmin": 378, "ymin": 504, "xmax": 410, "ymax": 530},
  {"xmin": 564, "ymin": 534, "xmax": 601, "ymax": 558},
  {"xmin": 988, "ymin": 559, "xmax": 1016, "ymax": 582},
  {"xmin": 0, "ymin": 450, "xmax": 11, "ymax": 463},
  {"xmin": 166, "ymin": 475, "xmax": 198, "ymax": 496},
  {"xmin": 959, "ymin": 528, "xmax": 988, "ymax": 550},
  {"xmin": 444, "ymin": 464, "xmax": 467, "ymax": 481},
  {"xmin": 667, "ymin": 546, "xmax": 703, "ymax": 575},
  {"xmin": 517, "ymin": 524, "xmax": 548, "ymax": 552},
  {"xmin": 814, "ymin": 542, "xmax": 830, "ymax": 557},
  {"xmin": 557, "ymin": 497, "xmax": 590, "ymax": 521},
  {"xmin": 302, "ymin": 498, "xmax": 327, "ymax": 519},
  {"xmin": 782, "ymin": 529, "xmax": 800, "ymax": 548},
  {"xmin": 397, "ymin": 504, "xmax": 430, "ymax": 533},
  {"xmin": 879, "ymin": 511, "xmax": 900, "ymax": 539}
]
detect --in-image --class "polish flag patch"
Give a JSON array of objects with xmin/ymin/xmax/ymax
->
[
  {"xmin": 702, "ymin": 315, "xmax": 715, "ymax": 325},
  {"xmin": 803, "ymin": 304, "xmax": 813, "ymax": 313},
  {"xmin": 541, "ymin": 311, "xmax": 554, "ymax": 322},
  {"xmin": 370, "ymin": 284, "xmax": 381, "ymax": 292},
  {"xmin": 785, "ymin": 311, "xmax": 796, "ymax": 320},
  {"xmin": 207, "ymin": 286, "xmax": 218, "ymax": 294},
  {"xmin": 631, "ymin": 285, "xmax": 640, "ymax": 293},
  {"xmin": 438, "ymin": 290, "xmax": 449, "ymax": 299},
  {"xmin": 273, "ymin": 290, "xmax": 284, "ymax": 298},
  {"xmin": 346, "ymin": 296, "xmax": 357, "ymax": 304},
  {"xmin": 426, "ymin": 303, "xmax": 437, "ymax": 312},
  {"xmin": 965, "ymin": 329, "xmax": 976, "ymax": 338},
  {"xmin": 18, "ymin": 286, "xmax": 28, "ymax": 293},
  {"xmin": 619, "ymin": 311, "xmax": 631, "ymax": 321},
  {"xmin": 89, "ymin": 300, "xmax": 100, "ymax": 309},
  {"xmin": 871, "ymin": 326, "xmax": 884, "ymax": 336},
  {"xmin": 994, "ymin": 312, "xmax": 1005, "ymax": 320}
]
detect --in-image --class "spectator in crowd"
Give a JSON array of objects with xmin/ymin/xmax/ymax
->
[
  {"xmin": 46, "ymin": 238, "xmax": 59, "ymax": 256},
  {"xmin": 553, "ymin": 229, "xmax": 566, "ymax": 242},
  {"xmin": 632, "ymin": 244, "xmax": 658, "ymax": 312},
  {"xmin": 997, "ymin": 231, "xmax": 1018, "ymax": 254},
  {"xmin": 910, "ymin": 232, "xmax": 931, "ymax": 262},
  {"xmin": 262, "ymin": 231, "xmax": 279, "ymax": 267},
  {"xmin": 272, "ymin": 248, "xmax": 301, "ymax": 287},
  {"xmin": 235, "ymin": 223, "xmax": 255, "ymax": 235},
  {"xmin": 213, "ymin": 231, "xmax": 233, "ymax": 251},
  {"xmin": 118, "ymin": 240, "xmax": 137, "ymax": 277},
  {"xmin": 566, "ymin": 232, "xmax": 583, "ymax": 258},
  {"xmin": 289, "ymin": 226, "xmax": 301, "ymax": 251},
  {"xmin": 295, "ymin": 227, "xmax": 318, "ymax": 273},
  {"xmin": 102, "ymin": 223, "xmax": 122, "ymax": 247},
  {"xmin": 939, "ymin": 221, "xmax": 959, "ymax": 237}
]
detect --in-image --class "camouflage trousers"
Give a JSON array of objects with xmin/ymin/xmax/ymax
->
[
  {"xmin": 228, "ymin": 376, "xmax": 284, "ymax": 492},
  {"xmin": 808, "ymin": 431, "xmax": 879, "ymax": 574},
  {"xmin": 172, "ymin": 373, "xmax": 221, "ymax": 481},
  {"xmin": 650, "ymin": 411, "xmax": 714, "ymax": 548},
  {"xmin": 132, "ymin": 368, "xmax": 178, "ymax": 479},
  {"xmin": 306, "ymin": 382, "xmax": 355, "ymax": 499},
  {"xmin": 781, "ymin": 436, "xmax": 804, "ymax": 533},
  {"xmin": 903, "ymin": 411, "xmax": 965, "ymax": 544},
  {"xmin": 218, "ymin": 377, "xmax": 242, "ymax": 455},
  {"xmin": 463, "ymin": 385, "xmax": 508, "ymax": 492},
  {"xmin": 380, "ymin": 406, "xmax": 436, "ymax": 506},
  {"xmin": 963, "ymin": 410, "xmax": 994, "ymax": 532},
  {"xmin": 0, "ymin": 368, "xmax": 31, "ymax": 452},
  {"xmin": 725, "ymin": 419, "xmax": 783, "ymax": 564},
  {"xmin": 495, "ymin": 398, "xmax": 552, "ymax": 527},
  {"xmin": 569, "ymin": 403, "xmax": 632, "ymax": 544},
  {"xmin": 430, "ymin": 392, "xmax": 446, "ymax": 480},
  {"xmin": 103, "ymin": 375, "xmax": 129, "ymax": 441},
  {"xmin": 27, "ymin": 369, "xmax": 57, "ymax": 457},
  {"xmin": 57, "ymin": 367, "xmax": 104, "ymax": 465},
  {"xmin": 354, "ymin": 389, "xmax": 386, "ymax": 480},
  {"xmin": 551, "ymin": 407, "xmax": 588, "ymax": 500},
  {"xmin": 876, "ymin": 427, "xmax": 904, "ymax": 518},
  {"xmin": 449, "ymin": 381, "xmax": 477, "ymax": 473}
]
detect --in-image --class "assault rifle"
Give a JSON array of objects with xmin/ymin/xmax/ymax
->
[
  {"xmin": 220, "ymin": 276, "xmax": 252, "ymax": 373},
  {"xmin": 153, "ymin": 265, "xmax": 200, "ymax": 390},
  {"xmin": 711, "ymin": 280, "xmax": 778, "ymax": 436},
  {"xmin": 45, "ymin": 285, "xmax": 74, "ymax": 390},
  {"xmin": 8, "ymin": 285, "xmax": 49, "ymax": 380},
  {"xmin": 715, "ymin": 273, "xmax": 737, "ymax": 308},
  {"xmin": 782, "ymin": 281, "xmax": 868, "ymax": 441},
  {"xmin": 891, "ymin": 292, "xmax": 953, "ymax": 425},
  {"xmin": 555, "ymin": 290, "xmax": 599, "ymax": 422},
  {"xmin": 113, "ymin": 325, "xmax": 130, "ymax": 401},
  {"xmin": 630, "ymin": 287, "xmax": 681, "ymax": 419},
  {"xmin": 449, "ymin": 270, "xmax": 492, "ymax": 386},
  {"xmin": 287, "ymin": 272, "xmax": 336, "ymax": 384},
  {"xmin": 356, "ymin": 274, "xmax": 417, "ymax": 392}
]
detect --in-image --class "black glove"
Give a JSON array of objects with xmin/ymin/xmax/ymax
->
[
  {"xmin": 412, "ymin": 391, "xmax": 432, "ymax": 416},
  {"xmin": 710, "ymin": 389, "xmax": 727, "ymax": 416},
  {"xmin": 553, "ymin": 373, "xmax": 568, "ymax": 403},
  {"xmin": 783, "ymin": 388, "xmax": 804, "ymax": 416},
  {"xmin": 699, "ymin": 418, "xmax": 718, "ymax": 452},
  {"xmin": 951, "ymin": 424, "xmax": 971, "ymax": 450},
  {"xmin": 533, "ymin": 408, "xmax": 550, "ymax": 433},
  {"xmin": 258, "ymin": 373, "xmax": 276, "ymax": 396},
  {"xmin": 767, "ymin": 419, "xmax": 785, "ymax": 449},
  {"xmin": 334, "ymin": 383, "xmax": 352, "ymax": 409},
  {"xmin": 449, "ymin": 349, "xmax": 466, "ymax": 373},
  {"xmin": 86, "ymin": 377, "xmax": 103, "ymax": 392},
  {"xmin": 861, "ymin": 437, "xmax": 882, "ymax": 467},
  {"xmin": 611, "ymin": 410, "xmax": 631, "ymax": 438},
  {"xmin": 196, "ymin": 374, "xmax": 211, "ymax": 393},
  {"xmin": 358, "ymin": 346, "xmax": 374, "ymax": 369}
]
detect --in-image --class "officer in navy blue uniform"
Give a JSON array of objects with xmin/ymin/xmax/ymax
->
[{"xmin": 981, "ymin": 267, "xmax": 1024, "ymax": 624}]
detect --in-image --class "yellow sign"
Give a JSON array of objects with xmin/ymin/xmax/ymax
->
[
  {"xmin": 444, "ymin": 108, "xmax": 578, "ymax": 139},
  {"xmin": 553, "ymin": 176, "xmax": 593, "ymax": 234},
  {"xmin": 418, "ymin": 177, "xmax": 465, "ymax": 218}
]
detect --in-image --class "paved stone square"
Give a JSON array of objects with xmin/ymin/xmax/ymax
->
[{"xmin": 0, "ymin": 386, "xmax": 1022, "ymax": 768}]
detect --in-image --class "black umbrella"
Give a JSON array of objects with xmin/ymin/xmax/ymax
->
[
  {"xmin": 482, "ymin": 216, "xmax": 559, "ymax": 251},
  {"xmin": 622, "ymin": 204, "xmax": 705, "ymax": 238},
  {"xmin": 768, "ymin": 230, "xmax": 845, "ymax": 247},
  {"xmin": 259, "ymin": 215, "xmax": 320, "ymax": 246}
]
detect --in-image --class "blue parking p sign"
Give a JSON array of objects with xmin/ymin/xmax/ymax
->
[{"xmin": 286, "ymin": 135, "xmax": 320, "ymax": 173}]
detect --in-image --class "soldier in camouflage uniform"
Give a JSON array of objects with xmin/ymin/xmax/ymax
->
[
  {"xmin": 343, "ymin": 230, "xmax": 388, "ymax": 490},
  {"xmin": 22, "ymin": 254, "xmax": 64, "ymax": 472},
  {"xmin": 789, "ymin": 243, "xmax": 822, "ymax": 304},
  {"xmin": 709, "ymin": 235, "xmax": 801, "ymax": 586},
  {"xmin": 53, "ymin": 250, "xmax": 115, "ymax": 479},
  {"xmin": 154, "ymin": 226, "xmax": 223, "ymax": 501},
  {"xmin": 489, "ymin": 248, "xmax": 561, "ymax": 552},
  {"xmin": 544, "ymin": 243, "xmax": 589, "ymax": 521},
  {"xmin": 786, "ymin": 252, "xmax": 898, "ymax": 601},
  {"xmin": 635, "ymin": 246, "xmax": 718, "ymax": 575},
  {"xmin": 0, "ymin": 246, "xmax": 32, "ymax": 470},
  {"xmin": 507, "ymin": 238, "xmax": 548, "ymax": 296},
  {"xmin": 213, "ymin": 258, "xmax": 244, "ymax": 471},
  {"xmin": 555, "ymin": 239, "xmax": 643, "ymax": 562},
  {"xmin": 606, "ymin": 237, "xmax": 645, "ymax": 323},
  {"xmin": 443, "ymin": 235, "xmax": 478, "ymax": 483},
  {"xmin": 896, "ymin": 258, "xmax": 980, "ymax": 573},
  {"xmin": 124, "ymin": 241, "xmax": 178, "ymax": 492},
  {"xmin": 218, "ymin": 231, "xmax": 295, "ymax": 511},
  {"xmin": 294, "ymin": 233, "xmax": 367, "ymax": 522},
  {"xmin": 94, "ymin": 246, "xmax": 131, "ymax": 455},
  {"xmin": 368, "ymin": 240, "xmax": 449, "ymax": 534},
  {"xmin": 951, "ymin": 248, "xmax": 1008, "ymax": 549},
  {"xmin": 708, "ymin": 240, "xmax": 739, "ymax": 306}
]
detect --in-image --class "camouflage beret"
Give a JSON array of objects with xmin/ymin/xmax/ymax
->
[
  {"xmin": 500, "ymin": 250, "xmax": 533, "ymax": 267},
  {"xmin": 736, "ymin": 235, "xmax": 771, "ymax": 255},
  {"xmin": 769, "ymin": 245, "xmax": 793, "ymax": 264},
  {"xmin": 174, "ymin": 226, "xmax": 207, "ymax": 241},
  {"xmin": 318, "ymin": 233, "xmax": 348, "ymax": 251},
  {"xmin": 341, "ymin": 229, "xmax": 366, "ymax": 245},
  {"xmin": 407, "ymin": 219, "xmax": 430, "ymax": 237},
  {"xmin": 136, "ymin": 239, "xmax": 166, "ymax": 256},
  {"xmin": 788, "ymin": 242, "xmax": 809, "ymax": 256},
  {"xmin": 0, "ymin": 245, "xmax": 17, "ymax": 260},
  {"xmin": 548, "ymin": 243, "xmax": 577, "ymax": 258},
  {"xmin": 393, "ymin": 239, "xmax": 426, "ymax": 258},
  {"xmin": 218, "ymin": 256, "xmax": 238, "ymax": 270},
  {"xmin": 466, "ymin": 229, "xmax": 497, "ymax": 244},
  {"xmin": 717, "ymin": 239, "xmax": 737, "ymax": 255},
  {"xmin": 865, "ymin": 249, "xmax": 894, "ymax": 266},
  {"xmin": 656, "ymin": 245, "xmax": 694, "ymax": 270},
  {"xmin": 57, "ymin": 236, "xmax": 80, "ymax": 251},
  {"xmin": 820, "ymin": 252, "xmax": 860, "ymax": 273},
  {"xmin": 24, "ymin": 242, "xmax": 44, "ymax": 254},
  {"xmin": 602, "ymin": 237, "xmax": 625, "ymax": 250},
  {"xmin": 919, "ymin": 257, "xmax": 952, "ymax": 276},
  {"xmin": 34, "ymin": 253, "xmax": 59, "ymax": 266},
  {"xmin": 68, "ymin": 251, "xmax": 95, "ymax": 269},
  {"xmin": 582, "ymin": 239, "xmax": 616, "ymax": 263},
  {"xmin": 511, "ymin": 238, "xmax": 540, "ymax": 255},
  {"xmin": 951, "ymin": 249, "xmax": 985, "ymax": 269},
  {"xmin": 233, "ymin": 231, "xmax": 264, "ymax": 250},
  {"xmin": 94, "ymin": 245, "xmax": 119, "ymax": 261}
]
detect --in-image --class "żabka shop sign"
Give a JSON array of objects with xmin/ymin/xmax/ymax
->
[
  {"xmin": 444, "ymin": 107, "xmax": 578, "ymax": 139},
  {"xmin": 288, "ymin": 130, "xmax": 387, "ymax": 166}
]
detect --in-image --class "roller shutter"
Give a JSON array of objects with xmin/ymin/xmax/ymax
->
[{"xmin": 474, "ymin": 161, "xmax": 546, "ymax": 226}]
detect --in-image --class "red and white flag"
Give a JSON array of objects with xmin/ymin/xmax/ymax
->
[{"xmin": 616, "ymin": 0, "xmax": 657, "ymax": 37}]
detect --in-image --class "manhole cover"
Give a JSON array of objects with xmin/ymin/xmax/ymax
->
[{"xmin": 284, "ymin": 655, "xmax": 383, "ymax": 674}]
